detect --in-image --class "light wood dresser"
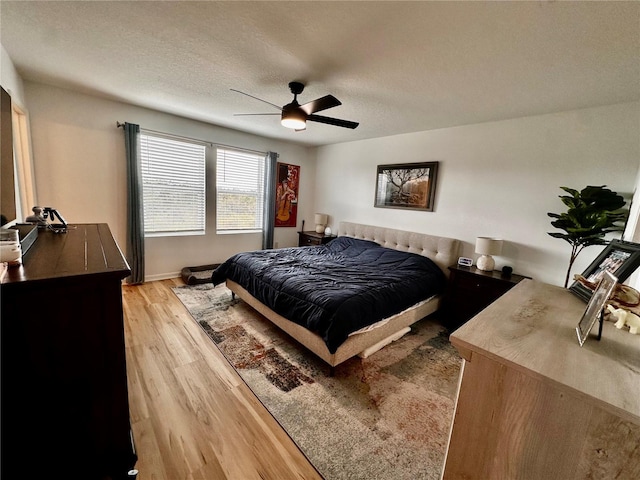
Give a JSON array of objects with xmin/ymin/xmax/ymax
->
[{"xmin": 442, "ymin": 279, "xmax": 640, "ymax": 480}]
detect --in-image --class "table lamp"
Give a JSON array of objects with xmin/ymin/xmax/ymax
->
[
  {"xmin": 475, "ymin": 237, "xmax": 503, "ymax": 272},
  {"xmin": 315, "ymin": 213, "xmax": 328, "ymax": 234}
]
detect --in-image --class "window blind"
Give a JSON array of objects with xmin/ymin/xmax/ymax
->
[
  {"xmin": 140, "ymin": 133, "xmax": 206, "ymax": 235},
  {"xmin": 216, "ymin": 147, "xmax": 265, "ymax": 232}
]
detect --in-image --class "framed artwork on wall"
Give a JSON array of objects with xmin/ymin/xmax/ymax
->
[
  {"xmin": 374, "ymin": 162, "xmax": 438, "ymax": 211},
  {"xmin": 275, "ymin": 162, "xmax": 299, "ymax": 227},
  {"xmin": 569, "ymin": 239, "xmax": 640, "ymax": 302}
]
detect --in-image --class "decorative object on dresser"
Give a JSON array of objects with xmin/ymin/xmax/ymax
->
[
  {"xmin": 569, "ymin": 239, "xmax": 640, "ymax": 302},
  {"xmin": 575, "ymin": 270, "xmax": 618, "ymax": 346},
  {"xmin": 314, "ymin": 212, "xmax": 328, "ymax": 233},
  {"xmin": 457, "ymin": 256, "xmax": 473, "ymax": 267},
  {"xmin": 374, "ymin": 162, "xmax": 439, "ymax": 211},
  {"xmin": 474, "ymin": 236, "xmax": 503, "ymax": 272},
  {"xmin": 41, "ymin": 206, "xmax": 68, "ymax": 232},
  {"xmin": 443, "ymin": 280, "xmax": 640, "ymax": 479},
  {"xmin": 298, "ymin": 230, "xmax": 336, "ymax": 247},
  {"xmin": 0, "ymin": 227, "xmax": 22, "ymax": 265},
  {"xmin": 1, "ymin": 223, "xmax": 138, "ymax": 479},
  {"xmin": 24, "ymin": 205, "xmax": 48, "ymax": 227},
  {"xmin": 607, "ymin": 304, "xmax": 640, "ymax": 334},
  {"xmin": 547, "ymin": 185, "xmax": 627, "ymax": 287},
  {"xmin": 443, "ymin": 264, "xmax": 529, "ymax": 330}
]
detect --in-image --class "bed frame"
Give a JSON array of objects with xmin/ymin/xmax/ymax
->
[{"xmin": 226, "ymin": 221, "xmax": 460, "ymax": 367}]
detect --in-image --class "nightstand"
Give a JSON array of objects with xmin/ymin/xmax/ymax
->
[
  {"xmin": 443, "ymin": 264, "xmax": 530, "ymax": 330},
  {"xmin": 298, "ymin": 231, "xmax": 336, "ymax": 247}
]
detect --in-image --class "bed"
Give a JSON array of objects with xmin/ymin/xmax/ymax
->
[{"xmin": 211, "ymin": 222, "xmax": 460, "ymax": 367}]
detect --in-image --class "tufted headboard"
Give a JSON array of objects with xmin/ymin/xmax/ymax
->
[{"xmin": 337, "ymin": 221, "xmax": 460, "ymax": 276}]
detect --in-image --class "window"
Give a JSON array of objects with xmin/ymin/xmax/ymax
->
[
  {"xmin": 140, "ymin": 132, "xmax": 206, "ymax": 236},
  {"xmin": 216, "ymin": 147, "xmax": 265, "ymax": 233}
]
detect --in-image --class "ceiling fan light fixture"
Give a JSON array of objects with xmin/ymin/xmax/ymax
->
[
  {"xmin": 281, "ymin": 105, "xmax": 307, "ymax": 130},
  {"xmin": 281, "ymin": 117, "xmax": 306, "ymax": 130},
  {"xmin": 233, "ymin": 82, "xmax": 358, "ymax": 130}
]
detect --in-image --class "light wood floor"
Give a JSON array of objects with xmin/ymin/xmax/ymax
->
[{"xmin": 122, "ymin": 279, "xmax": 323, "ymax": 480}]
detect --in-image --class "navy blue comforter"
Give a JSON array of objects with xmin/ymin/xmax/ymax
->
[{"xmin": 210, "ymin": 236, "xmax": 445, "ymax": 353}]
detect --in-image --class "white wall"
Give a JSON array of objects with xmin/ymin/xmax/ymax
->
[
  {"xmin": 17, "ymin": 79, "xmax": 640, "ymax": 286},
  {"xmin": 315, "ymin": 102, "xmax": 640, "ymax": 287},
  {"xmin": 24, "ymin": 81, "xmax": 314, "ymax": 280},
  {"xmin": 1, "ymin": 44, "xmax": 25, "ymax": 107}
]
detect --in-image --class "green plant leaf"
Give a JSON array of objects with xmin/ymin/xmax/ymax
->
[
  {"xmin": 560, "ymin": 186, "xmax": 580, "ymax": 197},
  {"xmin": 548, "ymin": 185, "xmax": 628, "ymax": 287}
]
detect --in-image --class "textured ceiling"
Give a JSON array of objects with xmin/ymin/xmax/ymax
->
[{"xmin": 1, "ymin": 1, "xmax": 639, "ymax": 147}]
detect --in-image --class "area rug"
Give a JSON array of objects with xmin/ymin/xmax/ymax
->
[{"xmin": 172, "ymin": 283, "xmax": 462, "ymax": 480}]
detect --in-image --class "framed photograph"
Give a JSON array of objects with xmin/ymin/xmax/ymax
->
[
  {"xmin": 374, "ymin": 162, "xmax": 438, "ymax": 211},
  {"xmin": 569, "ymin": 239, "xmax": 640, "ymax": 302},
  {"xmin": 275, "ymin": 162, "xmax": 299, "ymax": 227},
  {"xmin": 576, "ymin": 270, "xmax": 618, "ymax": 346}
]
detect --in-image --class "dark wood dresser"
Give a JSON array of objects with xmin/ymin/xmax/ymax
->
[
  {"xmin": 443, "ymin": 264, "xmax": 530, "ymax": 330},
  {"xmin": 1, "ymin": 223, "xmax": 137, "ymax": 479}
]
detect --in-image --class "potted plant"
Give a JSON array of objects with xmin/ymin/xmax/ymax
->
[{"xmin": 547, "ymin": 185, "xmax": 627, "ymax": 288}]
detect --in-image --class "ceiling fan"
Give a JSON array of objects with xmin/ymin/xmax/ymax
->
[{"xmin": 232, "ymin": 81, "xmax": 359, "ymax": 131}]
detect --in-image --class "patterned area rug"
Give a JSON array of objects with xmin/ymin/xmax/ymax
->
[{"xmin": 172, "ymin": 283, "xmax": 462, "ymax": 480}]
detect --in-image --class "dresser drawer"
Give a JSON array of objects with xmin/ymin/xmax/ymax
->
[
  {"xmin": 298, "ymin": 231, "xmax": 336, "ymax": 247},
  {"xmin": 300, "ymin": 235, "xmax": 322, "ymax": 246},
  {"xmin": 455, "ymin": 273, "xmax": 511, "ymax": 299}
]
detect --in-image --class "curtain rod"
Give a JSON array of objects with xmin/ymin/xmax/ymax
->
[{"xmin": 116, "ymin": 121, "xmax": 268, "ymax": 156}]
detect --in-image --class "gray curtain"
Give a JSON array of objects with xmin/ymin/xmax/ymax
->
[
  {"xmin": 124, "ymin": 122, "xmax": 145, "ymax": 284},
  {"xmin": 262, "ymin": 151, "xmax": 278, "ymax": 249}
]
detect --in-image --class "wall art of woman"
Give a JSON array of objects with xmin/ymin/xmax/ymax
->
[{"xmin": 275, "ymin": 163, "xmax": 299, "ymax": 227}]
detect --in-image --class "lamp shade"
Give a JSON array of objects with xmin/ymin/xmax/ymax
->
[
  {"xmin": 314, "ymin": 213, "xmax": 328, "ymax": 225},
  {"xmin": 475, "ymin": 237, "xmax": 503, "ymax": 256},
  {"xmin": 314, "ymin": 213, "xmax": 328, "ymax": 233},
  {"xmin": 475, "ymin": 237, "xmax": 503, "ymax": 271}
]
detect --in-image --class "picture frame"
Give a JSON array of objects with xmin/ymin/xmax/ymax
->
[
  {"xmin": 569, "ymin": 239, "xmax": 640, "ymax": 302},
  {"xmin": 374, "ymin": 162, "xmax": 438, "ymax": 211},
  {"xmin": 575, "ymin": 270, "xmax": 618, "ymax": 346},
  {"xmin": 275, "ymin": 162, "xmax": 300, "ymax": 228}
]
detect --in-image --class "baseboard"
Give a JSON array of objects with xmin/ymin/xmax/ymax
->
[{"xmin": 145, "ymin": 272, "xmax": 181, "ymax": 282}]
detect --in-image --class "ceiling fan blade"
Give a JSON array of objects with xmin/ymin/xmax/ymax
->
[
  {"xmin": 308, "ymin": 114, "xmax": 359, "ymax": 129},
  {"xmin": 299, "ymin": 95, "xmax": 341, "ymax": 115},
  {"xmin": 233, "ymin": 113, "xmax": 280, "ymax": 116},
  {"xmin": 230, "ymin": 89, "xmax": 282, "ymax": 110}
]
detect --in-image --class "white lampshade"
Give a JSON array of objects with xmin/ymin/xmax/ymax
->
[
  {"xmin": 475, "ymin": 237, "xmax": 503, "ymax": 256},
  {"xmin": 314, "ymin": 213, "xmax": 328, "ymax": 225},
  {"xmin": 314, "ymin": 213, "xmax": 328, "ymax": 233},
  {"xmin": 475, "ymin": 237, "xmax": 503, "ymax": 272}
]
